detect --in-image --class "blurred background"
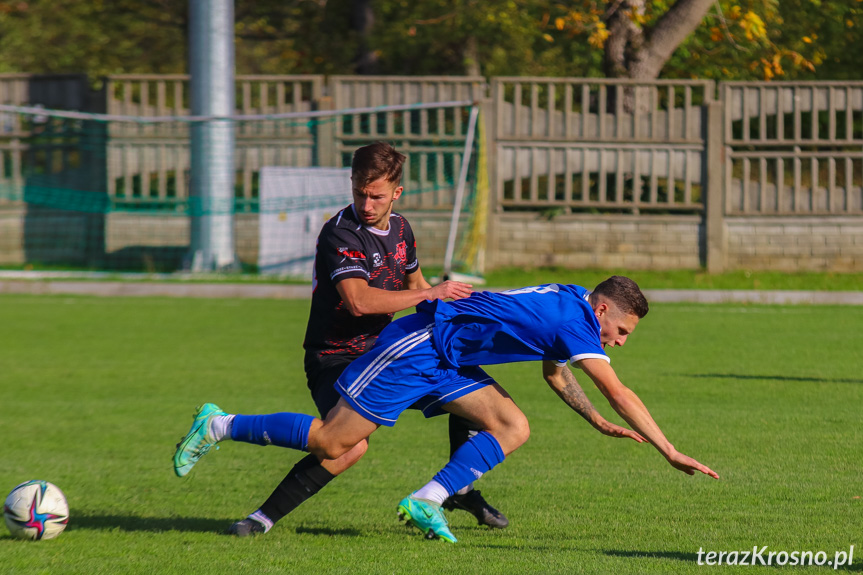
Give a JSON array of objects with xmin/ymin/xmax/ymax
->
[{"xmin": 0, "ymin": 0, "xmax": 861, "ymax": 278}]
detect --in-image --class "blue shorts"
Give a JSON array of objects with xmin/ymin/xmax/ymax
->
[{"xmin": 335, "ymin": 313, "xmax": 495, "ymax": 426}]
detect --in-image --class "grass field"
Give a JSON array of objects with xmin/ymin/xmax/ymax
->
[
  {"xmin": 478, "ymin": 268, "xmax": 863, "ymax": 292},
  {"xmin": 4, "ymin": 266, "xmax": 863, "ymax": 291},
  {"xmin": 1, "ymin": 295, "xmax": 861, "ymax": 574}
]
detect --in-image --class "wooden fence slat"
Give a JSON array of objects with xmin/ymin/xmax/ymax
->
[
  {"xmin": 598, "ymin": 85, "xmax": 607, "ymax": 140},
  {"xmin": 615, "ymin": 150, "xmax": 625, "ymax": 205},
  {"xmin": 759, "ymin": 157, "xmax": 767, "ymax": 212},
  {"xmin": 597, "ymin": 148, "xmax": 606, "ymax": 203},
  {"xmin": 811, "ymin": 86, "xmax": 819, "ymax": 141},
  {"xmin": 581, "ymin": 84, "xmax": 590, "ymax": 139},
  {"xmin": 666, "ymin": 85, "xmax": 675, "ymax": 141},
  {"xmin": 580, "ymin": 149, "xmax": 589, "ymax": 202},
  {"xmin": 777, "ymin": 86, "xmax": 785, "ymax": 140},
  {"xmin": 758, "ymin": 86, "xmax": 766, "ymax": 141}
]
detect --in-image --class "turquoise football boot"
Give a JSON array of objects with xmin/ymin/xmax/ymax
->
[
  {"xmin": 173, "ymin": 403, "xmax": 227, "ymax": 477},
  {"xmin": 397, "ymin": 495, "xmax": 457, "ymax": 543}
]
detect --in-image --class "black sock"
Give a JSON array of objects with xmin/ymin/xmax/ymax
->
[
  {"xmin": 448, "ymin": 414, "xmax": 482, "ymax": 456},
  {"xmin": 258, "ymin": 453, "xmax": 336, "ymax": 524}
]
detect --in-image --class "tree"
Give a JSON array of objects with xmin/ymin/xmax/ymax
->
[
  {"xmin": 370, "ymin": 1, "xmax": 547, "ymax": 76},
  {"xmin": 0, "ymin": 0, "xmax": 358, "ymax": 77},
  {"xmin": 541, "ymin": 0, "xmax": 852, "ymax": 81},
  {"xmin": 0, "ymin": 0, "xmax": 858, "ymax": 81},
  {"xmin": 604, "ymin": 0, "xmax": 719, "ymax": 79},
  {"xmin": 0, "ymin": 0, "xmax": 187, "ymax": 77},
  {"xmin": 352, "ymin": 0, "xmax": 377, "ymax": 73}
]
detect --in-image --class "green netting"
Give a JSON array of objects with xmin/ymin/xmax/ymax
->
[{"xmin": 0, "ymin": 103, "xmax": 484, "ymax": 276}]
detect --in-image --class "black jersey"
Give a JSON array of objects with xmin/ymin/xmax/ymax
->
[{"xmin": 303, "ymin": 204, "xmax": 419, "ymax": 375}]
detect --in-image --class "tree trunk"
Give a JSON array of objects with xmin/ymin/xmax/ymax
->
[
  {"xmin": 463, "ymin": 35, "xmax": 480, "ymax": 76},
  {"xmin": 628, "ymin": 0, "xmax": 715, "ymax": 80},
  {"xmin": 603, "ymin": 0, "xmax": 644, "ymax": 79},
  {"xmin": 603, "ymin": 0, "xmax": 715, "ymax": 113},
  {"xmin": 353, "ymin": 0, "xmax": 377, "ymax": 74},
  {"xmin": 604, "ymin": 0, "xmax": 716, "ymax": 80}
]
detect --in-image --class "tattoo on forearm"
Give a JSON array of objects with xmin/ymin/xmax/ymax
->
[{"xmin": 559, "ymin": 372, "xmax": 598, "ymax": 422}]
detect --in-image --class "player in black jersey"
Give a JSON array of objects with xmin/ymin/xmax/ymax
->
[{"xmin": 228, "ymin": 142, "xmax": 508, "ymax": 536}]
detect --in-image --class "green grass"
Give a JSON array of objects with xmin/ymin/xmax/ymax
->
[
  {"xmin": 5, "ymin": 265, "xmax": 863, "ymax": 292},
  {"xmin": 1, "ymin": 296, "xmax": 861, "ymax": 574},
  {"xmin": 479, "ymin": 267, "xmax": 863, "ymax": 291}
]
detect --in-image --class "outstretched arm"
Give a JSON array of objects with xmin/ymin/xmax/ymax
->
[
  {"xmin": 577, "ymin": 357, "xmax": 719, "ymax": 479},
  {"xmin": 336, "ymin": 270, "xmax": 472, "ymax": 317},
  {"xmin": 542, "ymin": 361, "xmax": 644, "ymax": 442}
]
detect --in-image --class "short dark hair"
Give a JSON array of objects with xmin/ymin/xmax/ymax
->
[
  {"xmin": 351, "ymin": 142, "xmax": 406, "ymax": 190},
  {"xmin": 592, "ymin": 276, "xmax": 649, "ymax": 318}
]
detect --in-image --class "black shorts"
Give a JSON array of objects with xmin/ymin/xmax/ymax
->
[{"xmin": 307, "ymin": 358, "xmax": 355, "ymax": 418}]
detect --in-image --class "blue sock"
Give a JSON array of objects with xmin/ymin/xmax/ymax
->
[
  {"xmin": 230, "ymin": 413, "xmax": 315, "ymax": 451},
  {"xmin": 431, "ymin": 431, "xmax": 505, "ymax": 496}
]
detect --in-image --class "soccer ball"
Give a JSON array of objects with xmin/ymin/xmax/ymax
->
[{"xmin": 3, "ymin": 480, "xmax": 69, "ymax": 540}]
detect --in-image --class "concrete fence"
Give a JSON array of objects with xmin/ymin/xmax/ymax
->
[{"xmin": 0, "ymin": 74, "xmax": 861, "ymax": 273}]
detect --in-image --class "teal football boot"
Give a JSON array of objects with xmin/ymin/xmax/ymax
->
[
  {"xmin": 397, "ymin": 495, "xmax": 457, "ymax": 543},
  {"xmin": 173, "ymin": 403, "xmax": 226, "ymax": 477}
]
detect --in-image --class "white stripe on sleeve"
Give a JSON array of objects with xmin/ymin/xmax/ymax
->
[{"xmin": 570, "ymin": 353, "xmax": 611, "ymax": 364}]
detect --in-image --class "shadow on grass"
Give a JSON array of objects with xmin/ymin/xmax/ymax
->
[
  {"xmin": 69, "ymin": 514, "xmax": 228, "ymax": 533},
  {"xmin": 603, "ymin": 549, "xmax": 697, "ymax": 562},
  {"xmin": 294, "ymin": 525, "xmax": 363, "ymax": 537},
  {"xmin": 692, "ymin": 373, "xmax": 863, "ymax": 385},
  {"xmin": 69, "ymin": 515, "xmax": 365, "ymax": 538}
]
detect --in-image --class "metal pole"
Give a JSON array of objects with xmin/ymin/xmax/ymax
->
[
  {"xmin": 442, "ymin": 105, "xmax": 479, "ymax": 279},
  {"xmin": 188, "ymin": 0, "xmax": 236, "ymax": 270}
]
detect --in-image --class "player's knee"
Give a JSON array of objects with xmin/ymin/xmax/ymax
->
[
  {"xmin": 492, "ymin": 411, "xmax": 530, "ymax": 455},
  {"xmin": 510, "ymin": 412, "xmax": 530, "ymax": 448}
]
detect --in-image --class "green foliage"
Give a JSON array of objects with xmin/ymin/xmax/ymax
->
[
  {"xmin": 0, "ymin": 295, "xmax": 861, "ymax": 573},
  {"xmin": 370, "ymin": 0, "xmax": 598, "ymax": 77},
  {"xmin": 664, "ymin": 0, "xmax": 863, "ymax": 80},
  {"xmin": 0, "ymin": 1, "xmax": 859, "ymax": 79},
  {"xmin": 233, "ymin": 0, "xmax": 357, "ymax": 75},
  {"xmin": 0, "ymin": 0, "xmax": 187, "ymax": 76},
  {"xmin": 771, "ymin": 0, "xmax": 863, "ymax": 80},
  {"xmin": 0, "ymin": 0, "xmax": 358, "ymax": 77}
]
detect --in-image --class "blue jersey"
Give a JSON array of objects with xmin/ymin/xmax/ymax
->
[{"xmin": 416, "ymin": 284, "xmax": 608, "ymax": 368}]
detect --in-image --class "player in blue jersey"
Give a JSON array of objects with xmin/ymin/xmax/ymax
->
[{"xmin": 174, "ymin": 276, "xmax": 718, "ymax": 543}]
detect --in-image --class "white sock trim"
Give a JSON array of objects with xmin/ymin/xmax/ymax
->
[
  {"xmin": 209, "ymin": 414, "xmax": 235, "ymax": 442},
  {"xmin": 249, "ymin": 510, "xmax": 273, "ymax": 532},
  {"xmin": 412, "ymin": 480, "xmax": 450, "ymax": 506},
  {"xmin": 456, "ymin": 483, "xmax": 474, "ymax": 496}
]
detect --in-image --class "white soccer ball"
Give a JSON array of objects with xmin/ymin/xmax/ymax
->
[{"xmin": 4, "ymin": 480, "xmax": 69, "ymax": 540}]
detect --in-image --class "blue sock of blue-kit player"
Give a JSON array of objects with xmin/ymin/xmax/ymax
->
[
  {"xmin": 230, "ymin": 413, "xmax": 315, "ymax": 451},
  {"xmin": 419, "ymin": 431, "xmax": 505, "ymax": 504}
]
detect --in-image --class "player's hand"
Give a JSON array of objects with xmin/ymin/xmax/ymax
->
[
  {"xmin": 428, "ymin": 280, "xmax": 473, "ymax": 301},
  {"xmin": 666, "ymin": 450, "xmax": 719, "ymax": 479},
  {"xmin": 595, "ymin": 420, "xmax": 646, "ymax": 443}
]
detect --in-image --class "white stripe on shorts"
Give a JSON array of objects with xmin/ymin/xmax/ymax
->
[
  {"xmin": 414, "ymin": 377, "xmax": 494, "ymax": 414},
  {"xmin": 345, "ymin": 324, "xmax": 433, "ymax": 397}
]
